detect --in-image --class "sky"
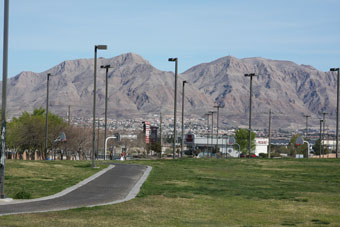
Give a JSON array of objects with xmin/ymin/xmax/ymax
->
[{"xmin": 0, "ymin": 0, "xmax": 339, "ymax": 77}]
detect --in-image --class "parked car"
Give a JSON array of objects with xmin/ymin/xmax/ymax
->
[{"xmin": 240, "ymin": 153, "xmax": 257, "ymax": 158}]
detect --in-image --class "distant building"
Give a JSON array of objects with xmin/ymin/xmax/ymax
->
[
  {"xmin": 255, "ymin": 138, "xmax": 269, "ymax": 156},
  {"xmin": 184, "ymin": 133, "xmax": 241, "ymax": 157}
]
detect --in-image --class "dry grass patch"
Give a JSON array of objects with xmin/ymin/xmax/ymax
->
[
  {"xmin": 4, "ymin": 160, "xmax": 108, "ymax": 199},
  {"xmin": 1, "ymin": 159, "xmax": 340, "ymax": 226}
]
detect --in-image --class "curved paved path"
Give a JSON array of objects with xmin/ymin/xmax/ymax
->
[{"xmin": 0, "ymin": 163, "xmax": 151, "ymax": 216}]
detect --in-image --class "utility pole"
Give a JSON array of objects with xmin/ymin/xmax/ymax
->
[
  {"xmin": 320, "ymin": 119, "xmax": 323, "ymax": 158},
  {"xmin": 245, "ymin": 73, "xmax": 257, "ymax": 158},
  {"xmin": 268, "ymin": 109, "xmax": 272, "ymax": 158},
  {"xmin": 205, "ymin": 113, "xmax": 210, "ymax": 156},
  {"xmin": 214, "ymin": 105, "xmax": 223, "ymax": 152},
  {"xmin": 304, "ymin": 115, "xmax": 310, "ymax": 138},
  {"xmin": 160, "ymin": 111, "xmax": 163, "ymax": 158},
  {"xmin": 92, "ymin": 45, "xmax": 107, "ymax": 168},
  {"xmin": 68, "ymin": 105, "xmax": 71, "ymax": 126},
  {"xmin": 181, "ymin": 80, "xmax": 187, "ymax": 158},
  {"xmin": 209, "ymin": 111, "xmax": 216, "ymax": 157},
  {"xmin": 101, "ymin": 64, "xmax": 112, "ymax": 161},
  {"xmin": 45, "ymin": 73, "xmax": 53, "ymax": 160},
  {"xmin": 322, "ymin": 112, "xmax": 327, "ymax": 158},
  {"xmin": 97, "ymin": 119, "xmax": 100, "ymax": 160},
  {"xmin": 168, "ymin": 58, "xmax": 178, "ymax": 159},
  {"xmin": 0, "ymin": 0, "xmax": 9, "ymax": 199},
  {"xmin": 330, "ymin": 68, "xmax": 340, "ymax": 158}
]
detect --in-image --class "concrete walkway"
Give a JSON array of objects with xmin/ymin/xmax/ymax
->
[{"xmin": 0, "ymin": 163, "xmax": 152, "ymax": 216}]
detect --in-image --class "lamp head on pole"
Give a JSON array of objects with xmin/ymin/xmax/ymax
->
[
  {"xmin": 168, "ymin": 58, "xmax": 178, "ymax": 62},
  {"xmin": 47, "ymin": 73, "xmax": 54, "ymax": 79},
  {"xmin": 244, "ymin": 73, "xmax": 256, "ymax": 77},
  {"xmin": 214, "ymin": 104, "xmax": 224, "ymax": 109},
  {"xmin": 100, "ymin": 64, "xmax": 111, "ymax": 69},
  {"xmin": 95, "ymin": 45, "xmax": 108, "ymax": 50},
  {"xmin": 183, "ymin": 80, "xmax": 187, "ymax": 85}
]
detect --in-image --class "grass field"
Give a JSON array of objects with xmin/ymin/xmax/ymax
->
[
  {"xmin": 3, "ymin": 160, "xmax": 108, "ymax": 199},
  {"xmin": 1, "ymin": 158, "xmax": 340, "ymax": 226}
]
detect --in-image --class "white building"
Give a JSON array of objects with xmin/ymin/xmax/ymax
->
[
  {"xmin": 255, "ymin": 138, "xmax": 269, "ymax": 156},
  {"xmin": 184, "ymin": 133, "xmax": 241, "ymax": 157}
]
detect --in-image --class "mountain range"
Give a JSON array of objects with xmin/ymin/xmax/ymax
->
[{"xmin": 1, "ymin": 53, "xmax": 337, "ymax": 130}]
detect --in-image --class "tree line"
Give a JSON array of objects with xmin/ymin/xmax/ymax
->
[{"xmin": 5, "ymin": 108, "xmax": 94, "ymax": 160}]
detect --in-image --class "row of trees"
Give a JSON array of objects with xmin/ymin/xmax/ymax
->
[
  {"xmin": 232, "ymin": 129, "xmax": 326, "ymax": 157},
  {"xmin": 5, "ymin": 108, "xmax": 328, "ymax": 159},
  {"xmin": 6, "ymin": 108, "xmax": 94, "ymax": 160}
]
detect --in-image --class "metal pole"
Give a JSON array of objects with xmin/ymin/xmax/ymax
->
[
  {"xmin": 268, "ymin": 109, "xmax": 272, "ymax": 158},
  {"xmin": 91, "ymin": 45, "xmax": 107, "ymax": 166},
  {"xmin": 160, "ymin": 112, "xmax": 162, "ymax": 158},
  {"xmin": 168, "ymin": 58, "xmax": 178, "ymax": 159},
  {"xmin": 104, "ymin": 66, "xmax": 109, "ymax": 161},
  {"xmin": 304, "ymin": 115, "xmax": 310, "ymax": 139},
  {"xmin": 97, "ymin": 119, "xmax": 100, "ymax": 159},
  {"xmin": 322, "ymin": 112, "xmax": 327, "ymax": 158},
  {"xmin": 45, "ymin": 73, "xmax": 51, "ymax": 160},
  {"xmin": 319, "ymin": 119, "xmax": 323, "ymax": 158},
  {"xmin": 0, "ymin": 0, "xmax": 9, "ymax": 199},
  {"xmin": 205, "ymin": 113, "xmax": 210, "ymax": 156},
  {"xmin": 249, "ymin": 76, "xmax": 252, "ymax": 158},
  {"xmin": 92, "ymin": 46, "xmax": 97, "ymax": 168},
  {"xmin": 245, "ymin": 73, "xmax": 256, "ymax": 158},
  {"xmin": 217, "ymin": 107, "xmax": 219, "ymax": 148},
  {"xmin": 181, "ymin": 81, "xmax": 187, "ymax": 158},
  {"xmin": 214, "ymin": 105, "xmax": 222, "ymax": 152},
  {"xmin": 337, "ymin": 70, "xmax": 340, "ymax": 158},
  {"xmin": 68, "ymin": 105, "xmax": 71, "ymax": 126},
  {"xmin": 174, "ymin": 60, "xmax": 178, "ymax": 159},
  {"xmin": 331, "ymin": 68, "xmax": 340, "ymax": 158},
  {"xmin": 210, "ymin": 111, "xmax": 215, "ymax": 157}
]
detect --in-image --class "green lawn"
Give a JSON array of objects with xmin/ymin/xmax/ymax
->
[
  {"xmin": 1, "ymin": 158, "xmax": 340, "ymax": 226},
  {"xmin": 3, "ymin": 160, "xmax": 108, "ymax": 199}
]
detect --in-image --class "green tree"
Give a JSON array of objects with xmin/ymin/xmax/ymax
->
[
  {"xmin": 287, "ymin": 134, "xmax": 308, "ymax": 157},
  {"xmin": 234, "ymin": 128, "xmax": 256, "ymax": 154},
  {"xmin": 7, "ymin": 108, "xmax": 66, "ymax": 159},
  {"xmin": 312, "ymin": 139, "xmax": 329, "ymax": 156},
  {"xmin": 150, "ymin": 142, "xmax": 162, "ymax": 158}
]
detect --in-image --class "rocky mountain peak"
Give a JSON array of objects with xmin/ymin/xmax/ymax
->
[{"xmin": 1, "ymin": 54, "xmax": 337, "ymax": 129}]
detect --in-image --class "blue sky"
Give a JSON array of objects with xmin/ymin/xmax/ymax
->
[{"xmin": 0, "ymin": 0, "xmax": 339, "ymax": 77}]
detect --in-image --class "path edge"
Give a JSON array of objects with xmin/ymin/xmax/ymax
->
[
  {"xmin": 87, "ymin": 165, "xmax": 152, "ymax": 207},
  {"xmin": 0, "ymin": 165, "xmax": 115, "ymax": 205}
]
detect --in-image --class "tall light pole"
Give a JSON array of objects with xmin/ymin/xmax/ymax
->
[
  {"xmin": 214, "ymin": 105, "xmax": 223, "ymax": 151},
  {"xmin": 97, "ymin": 118, "xmax": 100, "ymax": 159},
  {"xmin": 45, "ymin": 73, "xmax": 54, "ymax": 160},
  {"xmin": 245, "ymin": 73, "xmax": 257, "ymax": 158},
  {"xmin": 322, "ymin": 112, "xmax": 328, "ymax": 158},
  {"xmin": 330, "ymin": 68, "xmax": 339, "ymax": 158},
  {"xmin": 101, "ymin": 64, "xmax": 112, "ymax": 161},
  {"xmin": 205, "ymin": 113, "xmax": 210, "ymax": 156},
  {"xmin": 210, "ymin": 111, "xmax": 216, "ymax": 156},
  {"xmin": 320, "ymin": 119, "xmax": 323, "ymax": 158},
  {"xmin": 0, "ymin": 0, "xmax": 9, "ymax": 199},
  {"xmin": 181, "ymin": 80, "xmax": 187, "ymax": 158},
  {"xmin": 168, "ymin": 58, "xmax": 178, "ymax": 159},
  {"xmin": 160, "ymin": 112, "xmax": 163, "ymax": 158},
  {"xmin": 92, "ymin": 45, "xmax": 107, "ymax": 168},
  {"xmin": 304, "ymin": 114, "xmax": 310, "ymax": 138},
  {"xmin": 268, "ymin": 109, "xmax": 272, "ymax": 158}
]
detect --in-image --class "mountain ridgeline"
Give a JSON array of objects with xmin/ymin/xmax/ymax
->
[{"xmin": 1, "ymin": 53, "xmax": 337, "ymax": 130}]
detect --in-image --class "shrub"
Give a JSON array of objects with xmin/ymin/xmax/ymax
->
[
  {"xmin": 14, "ymin": 189, "xmax": 31, "ymax": 199},
  {"xmin": 258, "ymin": 153, "xmax": 267, "ymax": 158}
]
